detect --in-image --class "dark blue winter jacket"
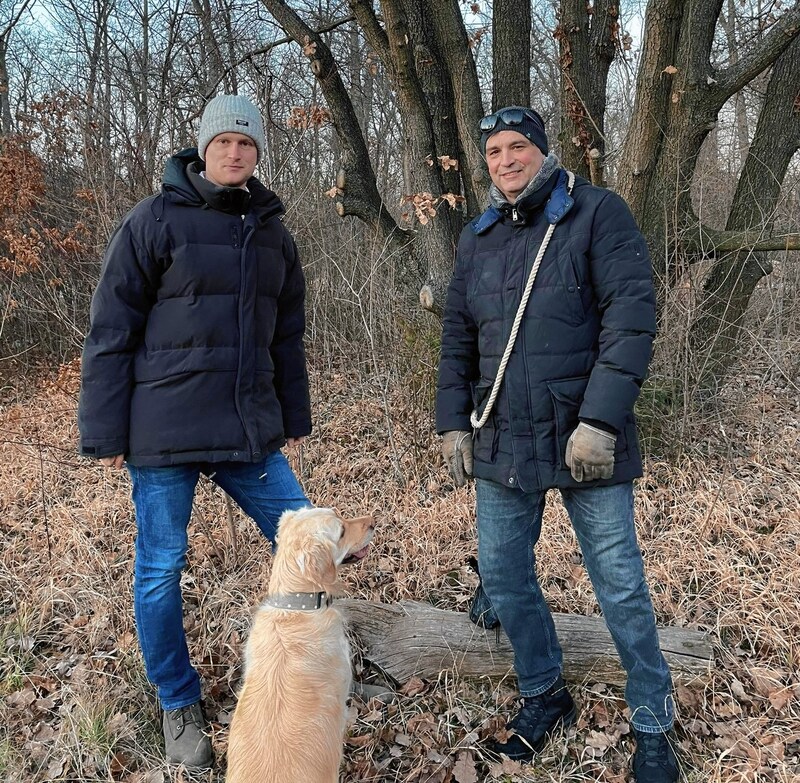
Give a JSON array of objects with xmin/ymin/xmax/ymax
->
[
  {"xmin": 435, "ymin": 169, "xmax": 656, "ymax": 492},
  {"xmin": 78, "ymin": 148, "xmax": 311, "ymax": 466}
]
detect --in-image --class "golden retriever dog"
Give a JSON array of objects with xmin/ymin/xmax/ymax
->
[{"xmin": 226, "ymin": 507, "xmax": 375, "ymax": 783}]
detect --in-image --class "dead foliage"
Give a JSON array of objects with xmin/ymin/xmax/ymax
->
[{"xmin": 0, "ymin": 356, "xmax": 798, "ymax": 782}]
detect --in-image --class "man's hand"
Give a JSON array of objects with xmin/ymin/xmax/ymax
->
[
  {"xmin": 442, "ymin": 430, "xmax": 473, "ymax": 487},
  {"xmin": 99, "ymin": 454, "xmax": 125, "ymax": 469},
  {"xmin": 566, "ymin": 423, "xmax": 616, "ymax": 482},
  {"xmin": 286, "ymin": 436, "xmax": 306, "ymax": 448}
]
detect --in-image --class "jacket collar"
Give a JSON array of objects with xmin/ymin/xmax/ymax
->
[
  {"xmin": 186, "ymin": 163, "xmax": 251, "ymax": 215},
  {"xmin": 498, "ymin": 168, "xmax": 560, "ymax": 224},
  {"xmin": 161, "ymin": 147, "xmax": 286, "ymax": 222},
  {"xmin": 471, "ymin": 167, "xmax": 574, "ymax": 235}
]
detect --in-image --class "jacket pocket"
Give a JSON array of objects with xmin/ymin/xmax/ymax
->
[
  {"xmin": 471, "ymin": 378, "xmax": 499, "ymax": 462},
  {"xmin": 547, "ymin": 375, "xmax": 589, "ymax": 468},
  {"xmin": 470, "ymin": 377, "xmax": 494, "ymax": 419},
  {"xmin": 557, "ymin": 253, "xmax": 586, "ymax": 324}
]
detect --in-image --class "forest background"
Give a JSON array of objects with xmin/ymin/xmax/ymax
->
[{"xmin": 0, "ymin": 0, "xmax": 799, "ymax": 781}]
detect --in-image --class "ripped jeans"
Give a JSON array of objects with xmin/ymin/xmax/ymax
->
[{"xmin": 127, "ymin": 452, "xmax": 310, "ymax": 710}]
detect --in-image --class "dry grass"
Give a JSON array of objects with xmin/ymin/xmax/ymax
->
[{"xmin": 0, "ymin": 355, "xmax": 798, "ymax": 782}]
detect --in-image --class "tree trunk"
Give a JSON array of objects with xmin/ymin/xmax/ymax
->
[
  {"xmin": 556, "ymin": 0, "xmax": 617, "ymax": 183},
  {"xmin": 354, "ymin": 0, "xmax": 457, "ymax": 288},
  {"xmin": 492, "ymin": 0, "xmax": 530, "ymax": 110},
  {"xmin": 266, "ymin": 0, "xmax": 489, "ymax": 308},
  {"xmin": 0, "ymin": 0, "xmax": 34, "ymax": 135},
  {"xmin": 191, "ymin": 0, "xmax": 227, "ymax": 98},
  {"xmin": 617, "ymin": 1, "xmax": 800, "ymax": 295},
  {"xmin": 0, "ymin": 38, "xmax": 13, "ymax": 134},
  {"xmin": 342, "ymin": 599, "xmax": 713, "ymax": 687},
  {"xmin": 425, "ymin": 0, "xmax": 489, "ymax": 216},
  {"xmin": 262, "ymin": 0, "xmax": 409, "ymax": 256},
  {"xmin": 689, "ymin": 33, "xmax": 800, "ymax": 391},
  {"xmin": 398, "ymin": 0, "xmax": 463, "ymax": 247},
  {"xmin": 615, "ymin": 0, "xmax": 685, "ymax": 227},
  {"xmin": 720, "ymin": 0, "xmax": 749, "ymax": 164}
]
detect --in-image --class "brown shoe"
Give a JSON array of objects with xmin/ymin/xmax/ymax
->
[{"xmin": 162, "ymin": 702, "xmax": 213, "ymax": 769}]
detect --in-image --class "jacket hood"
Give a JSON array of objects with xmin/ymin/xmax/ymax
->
[{"xmin": 161, "ymin": 147, "xmax": 286, "ymax": 222}]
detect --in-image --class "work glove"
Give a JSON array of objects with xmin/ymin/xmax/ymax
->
[
  {"xmin": 442, "ymin": 430, "xmax": 473, "ymax": 488},
  {"xmin": 566, "ymin": 422, "xmax": 616, "ymax": 482}
]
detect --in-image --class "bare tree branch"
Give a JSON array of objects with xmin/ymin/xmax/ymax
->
[
  {"xmin": 684, "ymin": 224, "xmax": 800, "ymax": 255},
  {"xmin": 261, "ymin": 0, "xmax": 407, "ymax": 245},
  {"xmin": 200, "ymin": 14, "xmax": 356, "ymax": 102},
  {"xmin": 348, "ymin": 0, "xmax": 393, "ymax": 78},
  {"xmin": 713, "ymin": 6, "xmax": 800, "ymax": 102}
]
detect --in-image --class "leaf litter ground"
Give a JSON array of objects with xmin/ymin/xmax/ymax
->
[{"xmin": 0, "ymin": 359, "xmax": 798, "ymax": 782}]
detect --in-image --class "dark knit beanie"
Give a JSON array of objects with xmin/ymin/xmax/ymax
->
[{"xmin": 480, "ymin": 106, "xmax": 549, "ymax": 156}]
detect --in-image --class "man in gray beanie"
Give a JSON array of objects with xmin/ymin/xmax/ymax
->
[
  {"xmin": 436, "ymin": 106, "xmax": 679, "ymax": 782},
  {"xmin": 78, "ymin": 95, "xmax": 312, "ymax": 770}
]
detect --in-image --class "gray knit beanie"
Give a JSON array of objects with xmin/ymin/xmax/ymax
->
[{"xmin": 197, "ymin": 95, "xmax": 265, "ymax": 161}]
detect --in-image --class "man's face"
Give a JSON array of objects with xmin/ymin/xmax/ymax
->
[
  {"xmin": 204, "ymin": 132, "xmax": 258, "ymax": 188},
  {"xmin": 485, "ymin": 131, "xmax": 545, "ymax": 201}
]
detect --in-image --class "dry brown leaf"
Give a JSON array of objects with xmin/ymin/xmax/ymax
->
[
  {"xmin": 487, "ymin": 756, "xmax": 525, "ymax": 777},
  {"xmin": 44, "ymin": 758, "xmax": 66, "ymax": 781},
  {"xmin": 730, "ymin": 677, "xmax": 752, "ymax": 703},
  {"xmin": 394, "ymin": 731, "xmax": 413, "ymax": 746},
  {"xmin": 441, "ymin": 193, "xmax": 466, "ymax": 208},
  {"xmin": 302, "ymin": 35, "xmax": 317, "ymax": 57},
  {"xmin": 407, "ymin": 711, "xmax": 437, "ymax": 734},
  {"xmin": 109, "ymin": 751, "xmax": 129, "ymax": 775},
  {"xmin": 585, "ymin": 729, "xmax": 613, "ymax": 751},
  {"xmin": 768, "ymin": 688, "xmax": 792, "ymax": 711},
  {"xmin": 346, "ymin": 733, "xmax": 373, "ymax": 747},
  {"xmin": 360, "ymin": 706, "xmax": 383, "ymax": 723},
  {"xmin": 401, "ymin": 676, "xmax": 427, "ymax": 696},
  {"xmin": 452, "ymin": 750, "xmax": 478, "ymax": 783},
  {"xmin": 663, "ymin": 65, "xmax": 678, "ymax": 74},
  {"xmin": 749, "ymin": 666, "xmax": 785, "ymax": 697}
]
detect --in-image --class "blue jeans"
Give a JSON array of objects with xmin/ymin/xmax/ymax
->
[
  {"xmin": 476, "ymin": 479, "xmax": 674, "ymax": 733},
  {"xmin": 127, "ymin": 451, "xmax": 310, "ymax": 711}
]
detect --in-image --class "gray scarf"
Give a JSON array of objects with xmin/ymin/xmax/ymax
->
[{"xmin": 489, "ymin": 152, "xmax": 561, "ymax": 209}]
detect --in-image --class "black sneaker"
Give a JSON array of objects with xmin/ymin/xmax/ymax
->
[
  {"xmin": 488, "ymin": 677, "xmax": 576, "ymax": 761},
  {"xmin": 633, "ymin": 729, "xmax": 679, "ymax": 782},
  {"xmin": 162, "ymin": 702, "xmax": 213, "ymax": 770}
]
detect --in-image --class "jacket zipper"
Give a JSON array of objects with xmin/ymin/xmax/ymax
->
[
  {"xmin": 513, "ymin": 215, "xmax": 543, "ymax": 488},
  {"xmin": 234, "ymin": 214, "xmax": 258, "ymax": 459}
]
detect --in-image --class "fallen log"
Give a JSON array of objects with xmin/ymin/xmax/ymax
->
[{"xmin": 341, "ymin": 599, "xmax": 712, "ymax": 687}]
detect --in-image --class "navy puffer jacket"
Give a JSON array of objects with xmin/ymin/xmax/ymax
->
[
  {"xmin": 78, "ymin": 149, "xmax": 311, "ymax": 466},
  {"xmin": 435, "ymin": 169, "xmax": 656, "ymax": 492}
]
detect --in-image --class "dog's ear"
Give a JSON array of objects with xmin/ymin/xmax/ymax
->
[{"xmin": 295, "ymin": 538, "xmax": 337, "ymax": 588}]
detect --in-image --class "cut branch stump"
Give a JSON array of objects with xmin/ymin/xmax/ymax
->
[{"xmin": 341, "ymin": 599, "xmax": 712, "ymax": 687}]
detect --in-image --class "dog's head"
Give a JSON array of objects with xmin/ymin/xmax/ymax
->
[{"xmin": 270, "ymin": 508, "xmax": 375, "ymax": 594}]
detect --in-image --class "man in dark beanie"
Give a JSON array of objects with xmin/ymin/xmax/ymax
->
[
  {"xmin": 78, "ymin": 94, "xmax": 312, "ymax": 770},
  {"xmin": 436, "ymin": 106, "xmax": 678, "ymax": 782}
]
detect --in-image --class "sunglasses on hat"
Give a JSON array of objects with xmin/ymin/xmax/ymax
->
[{"xmin": 479, "ymin": 108, "xmax": 542, "ymax": 132}]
